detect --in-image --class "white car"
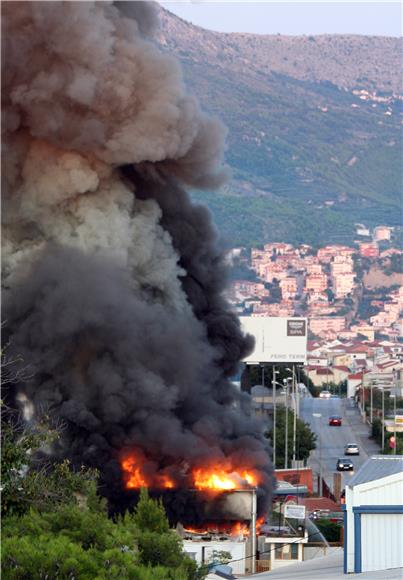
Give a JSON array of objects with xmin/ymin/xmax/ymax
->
[
  {"xmin": 344, "ymin": 443, "xmax": 360, "ymax": 455},
  {"xmin": 319, "ymin": 390, "xmax": 331, "ymax": 399}
]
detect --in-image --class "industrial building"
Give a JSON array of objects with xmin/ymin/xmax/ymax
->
[{"xmin": 343, "ymin": 455, "xmax": 403, "ymax": 574}]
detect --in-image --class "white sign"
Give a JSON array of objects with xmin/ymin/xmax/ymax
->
[
  {"xmin": 284, "ymin": 504, "xmax": 306, "ymax": 520},
  {"xmin": 240, "ymin": 317, "xmax": 307, "ymax": 364},
  {"xmin": 395, "ymin": 415, "xmax": 403, "ymax": 426}
]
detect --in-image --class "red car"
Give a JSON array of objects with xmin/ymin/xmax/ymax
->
[{"xmin": 329, "ymin": 416, "xmax": 342, "ymax": 426}]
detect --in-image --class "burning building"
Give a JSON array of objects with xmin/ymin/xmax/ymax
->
[{"xmin": 1, "ymin": 1, "xmax": 274, "ymax": 524}]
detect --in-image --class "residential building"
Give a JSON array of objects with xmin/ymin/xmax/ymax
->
[
  {"xmin": 332, "ymin": 273, "xmax": 355, "ymax": 298},
  {"xmin": 318, "ymin": 245, "xmax": 354, "ymax": 264},
  {"xmin": 356, "ymin": 224, "xmax": 371, "ymax": 237},
  {"xmin": 280, "ymin": 277, "xmax": 297, "ymax": 300},
  {"xmin": 305, "ymin": 273, "xmax": 328, "ymax": 293},
  {"xmin": 309, "ymin": 317, "xmax": 346, "ymax": 336},
  {"xmin": 359, "ymin": 242, "xmax": 379, "ymax": 258},
  {"xmin": 331, "ymin": 366, "xmax": 350, "ymax": 384},
  {"xmin": 330, "ymin": 255, "xmax": 354, "ymax": 276},
  {"xmin": 373, "ymin": 225, "xmax": 393, "ymax": 242},
  {"xmin": 307, "ymin": 366, "xmax": 334, "ymax": 387},
  {"xmin": 306, "ymin": 263, "xmax": 323, "ymax": 275}
]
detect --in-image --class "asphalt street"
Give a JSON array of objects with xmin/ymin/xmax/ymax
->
[{"xmin": 300, "ymin": 396, "xmax": 377, "ymax": 493}]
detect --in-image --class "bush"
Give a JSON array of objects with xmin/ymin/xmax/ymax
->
[
  {"xmin": 315, "ymin": 518, "xmax": 342, "ymax": 543},
  {"xmin": 1, "ymin": 403, "xmax": 202, "ymax": 579}
]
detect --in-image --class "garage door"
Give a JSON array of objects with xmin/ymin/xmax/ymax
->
[{"xmin": 361, "ymin": 513, "xmax": 403, "ymax": 572}]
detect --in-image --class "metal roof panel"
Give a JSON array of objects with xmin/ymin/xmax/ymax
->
[{"xmin": 347, "ymin": 455, "xmax": 403, "ymax": 488}]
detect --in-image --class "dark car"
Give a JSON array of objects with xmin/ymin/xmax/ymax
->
[
  {"xmin": 329, "ymin": 416, "xmax": 342, "ymax": 426},
  {"xmin": 337, "ymin": 458, "xmax": 354, "ymax": 471}
]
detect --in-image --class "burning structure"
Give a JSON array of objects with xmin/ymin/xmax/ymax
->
[{"xmin": 2, "ymin": 1, "xmax": 274, "ymax": 524}]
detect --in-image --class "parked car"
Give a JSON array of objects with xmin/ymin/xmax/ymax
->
[
  {"xmin": 319, "ymin": 390, "xmax": 331, "ymax": 399},
  {"xmin": 337, "ymin": 458, "xmax": 354, "ymax": 471},
  {"xmin": 329, "ymin": 416, "xmax": 342, "ymax": 426},
  {"xmin": 344, "ymin": 443, "xmax": 360, "ymax": 455}
]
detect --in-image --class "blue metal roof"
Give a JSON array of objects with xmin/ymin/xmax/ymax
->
[{"xmin": 347, "ymin": 455, "xmax": 403, "ymax": 488}]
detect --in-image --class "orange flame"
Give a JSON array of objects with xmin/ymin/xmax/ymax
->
[
  {"xmin": 121, "ymin": 456, "xmax": 149, "ymax": 489},
  {"xmin": 183, "ymin": 517, "xmax": 265, "ymax": 537},
  {"xmin": 184, "ymin": 521, "xmax": 249, "ymax": 536},
  {"xmin": 121, "ymin": 452, "xmax": 175, "ymax": 490},
  {"xmin": 158, "ymin": 474, "xmax": 175, "ymax": 489},
  {"xmin": 193, "ymin": 467, "xmax": 259, "ymax": 491},
  {"xmin": 121, "ymin": 451, "xmax": 260, "ymax": 492}
]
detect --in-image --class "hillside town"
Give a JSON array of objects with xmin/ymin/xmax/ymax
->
[{"xmin": 227, "ymin": 224, "xmax": 402, "ymax": 394}]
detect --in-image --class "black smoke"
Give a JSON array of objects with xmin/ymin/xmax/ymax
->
[{"xmin": 2, "ymin": 1, "xmax": 274, "ymax": 520}]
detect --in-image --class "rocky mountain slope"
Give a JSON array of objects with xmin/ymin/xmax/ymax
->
[{"xmin": 156, "ymin": 8, "xmax": 402, "ymax": 248}]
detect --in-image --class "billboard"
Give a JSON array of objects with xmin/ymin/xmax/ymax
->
[
  {"xmin": 284, "ymin": 504, "xmax": 306, "ymax": 519},
  {"xmin": 240, "ymin": 316, "xmax": 307, "ymax": 364}
]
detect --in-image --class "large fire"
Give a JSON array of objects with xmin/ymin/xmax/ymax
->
[
  {"xmin": 183, "ymin": 517, "xmax": 265, "ymax": 538},
  {"xmin": 193, "ymin": 467, "xmax": 259, "ymax": 491},
  {"xmin": 120, "ymin": 451, "xmax": 259, "ymax": 491},
  {"xmin": 121, "ymin": 453, "xmax": 176, "ymax": 490}
]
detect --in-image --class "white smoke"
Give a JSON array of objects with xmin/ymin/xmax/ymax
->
[{"xmin": 2, "ymin": 0, "xmax": 222, "ymax": 310}]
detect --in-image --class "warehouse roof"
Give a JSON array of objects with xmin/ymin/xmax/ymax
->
[{"xmin": 347, "ymin": 455, "xmax": 403, "ymax": 488}]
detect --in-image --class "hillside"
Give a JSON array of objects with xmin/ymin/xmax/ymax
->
[{"xmin": 156, "ymin": 8, "xmax": 402, "ymax": 248}]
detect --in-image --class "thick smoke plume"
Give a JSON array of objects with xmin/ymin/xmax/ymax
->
[{"xmin": 2, "ymin": 1, "xmax": 274, "ymax": 519}]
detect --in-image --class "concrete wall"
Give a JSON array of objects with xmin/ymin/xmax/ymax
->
[
  {"xmin": 183, "ymin": 539, "xmax": 246, "ymax": 576},
  {"xmin": 275, "ymin": 467, "xmax": 313, "ymax": 493},
  {"xmin": 303, "ymin": 546, "xmax": 340, "ymax": 561}
]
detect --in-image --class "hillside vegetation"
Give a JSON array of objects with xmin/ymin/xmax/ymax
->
[{"xmin": 157, "ymin": 9, "xmax": 402, "ymax": 248}]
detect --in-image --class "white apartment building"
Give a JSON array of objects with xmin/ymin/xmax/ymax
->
[{"xmin": 332, "ymin": 273, "xmax": 355, "ymax": 298}]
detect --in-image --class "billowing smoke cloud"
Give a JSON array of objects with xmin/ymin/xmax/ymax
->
[{"xmin": 2, "ymin": 1, "xmax": 274, "ymax": 519}]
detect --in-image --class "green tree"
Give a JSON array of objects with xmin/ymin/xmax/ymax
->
[
  {"xmin": 133, "ymin": 489, "xmax": 198, "ymax": 577},
  {"xmin": 315, "ymin": 518, "xmax": 342, "ymax": 543},
  {"xmin": 133, "ymin": 487, "xmax": 169, "ymax": 534},
  {"xmin": 266, "ymin": 407, "xmax": 316, "ymax": 468}
]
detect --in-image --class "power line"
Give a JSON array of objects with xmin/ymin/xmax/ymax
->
[{"xmin": 226, "ymin": 528, "xmax": 330, "ymax": 565}]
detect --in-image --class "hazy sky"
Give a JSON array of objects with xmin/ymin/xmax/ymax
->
[{"xmin": 159, "ymin": 1, "xmax": 402, "ymax": 37}]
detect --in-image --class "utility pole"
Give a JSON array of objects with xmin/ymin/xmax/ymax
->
[
  {"xmin": 319, "ymin": 416, "xmax": 323, "ymax": 496},
  {"xmin": 313, "ymin": 413, "xmax": 323, "ymax": 496},
  {"xmin": 381, "ymin": 386, "xmax": 385, "ymax": 451},
  {"xmin": 272, "ymin": 365, "xmax": 277, "ymax": 469},
  {"xmin": 392, "ymin": 393, "xmax": 397, "ymax": 456},
  {"xmin": 251, "ymin": 488, "xmax": 257, "ymax": 574},
  {"xmin": 292, "ymin": 366, "xmax": 297, "ymax": 465},
  {"xmin": 284, "ymin": 381, "xmax": 289, "ymax": 470},
  {"xmin": 370, "ymin": 381, "xmax": 373, "ymax": 424},
  {"xmin": 261, "ymin": 365, "xmax": 265, "ymax": 418}
]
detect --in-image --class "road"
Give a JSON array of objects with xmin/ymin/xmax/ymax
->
[{"xmin": 300, "ymin": 396, "xmax": 374, "ymax": 493}]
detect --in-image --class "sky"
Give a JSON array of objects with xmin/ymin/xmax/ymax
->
[{"xmin": 159, "ymin": 1, "xmax": 402, "ymax": 37}]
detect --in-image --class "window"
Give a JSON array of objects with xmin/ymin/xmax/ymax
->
[{"xmin": 275, "ymin": 543, "xmax": 299, "ymax": 560}]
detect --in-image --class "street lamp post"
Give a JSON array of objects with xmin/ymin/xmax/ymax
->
[
  {"xmin": 272, "ymin": 366, "xmax": 277, "ymax": 468},
  {"xmin": 370, "ymin": 381, "xmax": 373, "ymax": 424},
  {"xmin": 292, "ymin": 367, "xmax": 297, "ymax": 465},
  {"xmin": 381, "ymin": 386, "xmax": 385, "ymax": 451},
  {"xmin": 313, "ymin": 413, "xmax": 323, "ymax": 496},
  {"xmin": 394, "ymin": 393, "xmax": 397, "ymax": 456},
  {"xmin": 251, "ymin": 487, "xmax": 257, "ymax": 574},
  {"xmin": 284, "ymin": 382, "xmax": 289, "ymax": 470},
  {"xmin": 391, "ymin": 394, "xmax": 397, "ymax": 456}
]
